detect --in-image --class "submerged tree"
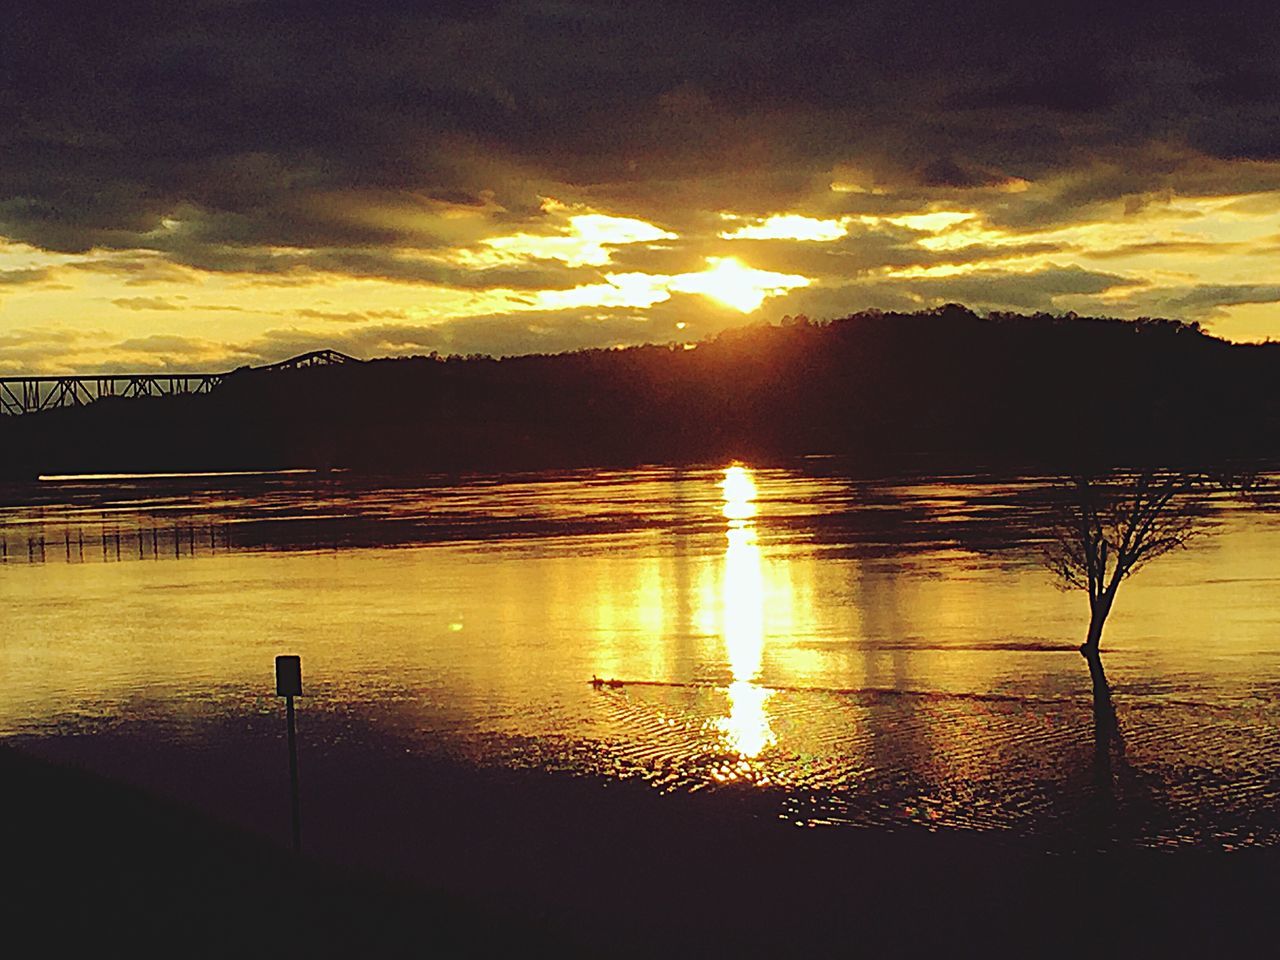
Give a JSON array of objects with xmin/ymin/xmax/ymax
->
[{"xmin": 1044, "ymin": 470, "xmax": 1222, "ymax": 771}]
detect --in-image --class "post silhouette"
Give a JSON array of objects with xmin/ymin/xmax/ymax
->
[{"xmin": 275, "ymin": 655, "xmax": 303, "ymax": 854}]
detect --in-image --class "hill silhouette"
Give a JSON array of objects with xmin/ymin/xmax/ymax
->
[{"xmin": 3, "ymin": 305, "xmax": 1278, "ymax": 479}]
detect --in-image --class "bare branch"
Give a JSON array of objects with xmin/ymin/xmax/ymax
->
[{"xmin": 1042, "ymin": 467, "xmax": 1226, "ymax": 609}]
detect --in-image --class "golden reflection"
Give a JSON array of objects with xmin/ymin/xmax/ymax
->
[
  {"xmin": 717, "ymin": 465, "xmax": 775, "ymax": 758},
  {"xmin": 721, "ymin": 465, "xmax": 757, "ymax": 521}
]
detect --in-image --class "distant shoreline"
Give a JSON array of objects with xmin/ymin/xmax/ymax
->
[{"xmin": 3, "ymin": 308, "xmax": 1277, "ymax": 481}]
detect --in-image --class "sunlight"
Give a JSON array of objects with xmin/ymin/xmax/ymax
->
[
  {"xmin": 533, "ymin": 272, "xmax": 672, "ymax": 309},
  {"xmin": 721, "ymin": 464, "xmax": 758, "ymax": 521},
  {"xmin": 858, "ymin": 210, "xmax": 976, "ymax": 233},
  {"xmin": 670, "ymin": 257, "xmax": 809, "ymax": 313},
  {"xmin": 869, "ymin": 194, "xmax": 1280, "ymax": 298},
  {"xmin": 531, "ymin": 258, "xmax": 809, "ymax": 314},
  {"xmin": 720, "ymin": 214, "xmax": 849, "ymax": 242},
  {"xmin": 481, "ymin": 202, "xmax": 675, "ymax": 267},
  {"xmin": 717, "ymin": 465, "xmax": 775, "ymax": 758}
]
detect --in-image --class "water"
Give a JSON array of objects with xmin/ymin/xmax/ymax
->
[{"xmin": 2, "ymin": 463, "xmax": 1279, "ymax": 850}]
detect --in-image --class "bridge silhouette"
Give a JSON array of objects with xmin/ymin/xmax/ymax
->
[{"xmin": 0, "ymin": 350, "xmax": 358, "ymax": 417}]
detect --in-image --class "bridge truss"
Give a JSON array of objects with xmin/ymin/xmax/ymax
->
[{"xmin": 0, "ymin": 350, "xmax": 357, "ymax": 417}]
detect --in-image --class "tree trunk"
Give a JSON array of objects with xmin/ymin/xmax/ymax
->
[{"xmin": 1080, "ymin": 604, "xmax": 1123, "ymax": 781}]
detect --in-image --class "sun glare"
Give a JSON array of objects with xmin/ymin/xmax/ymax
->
[
  {"xmin": 530, "ymin": 257, "xmax": 809, "ymax": 314},
  {"xmin": 671, "ymin": 257, "xmax": 809, "ymax": 313},
  {"xmin": 721, "ymin": 465, "xmax": 758, "ymax": 521},
  {"xmin": 481, "ymin": 205, "xmax": 675, "ymax": 267},
  {"xmin": 534, "ymin": 272, "xmax": 671, "ymax": 310}
]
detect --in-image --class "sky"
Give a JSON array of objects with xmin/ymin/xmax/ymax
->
[{"xmin": 3, "ymin": 0, "xmax": 1280, "ymax": 373}]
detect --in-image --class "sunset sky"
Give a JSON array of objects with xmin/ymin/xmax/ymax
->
[{"xmin": 3, "ymin": 1, "xmax": 1280, "ymax": 373}]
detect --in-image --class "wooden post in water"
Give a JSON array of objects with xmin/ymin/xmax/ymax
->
[{"xmin": 275, "ymin": 655, "xmax": 304, "ymax": 854}]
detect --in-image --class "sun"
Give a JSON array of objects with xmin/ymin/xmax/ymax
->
[{"xmin": 670, "ymin": 257, "xmax": 810, "ymax": 313}]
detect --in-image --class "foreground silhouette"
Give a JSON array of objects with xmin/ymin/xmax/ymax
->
[{"xmin": 11, "ymin": 733, "xmax": 1280, "ymax": 957}]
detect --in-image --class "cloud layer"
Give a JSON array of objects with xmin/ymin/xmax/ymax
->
[{"xmin": 3, "ymin": 1, "xmax": 1280, "ymax": 370}]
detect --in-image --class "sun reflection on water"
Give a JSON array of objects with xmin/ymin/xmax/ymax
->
[
  {"xmin": 718, "ymin": 465, "xmax": 775, "ymax": 759},
  {"xmin": 721, "ymin": 465, "xmax": 757, "ymax": 522}
]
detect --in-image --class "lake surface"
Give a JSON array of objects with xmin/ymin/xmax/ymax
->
[{"xmin": 3, "ymin": 463, "xmax": 1279, "ymax": 851}]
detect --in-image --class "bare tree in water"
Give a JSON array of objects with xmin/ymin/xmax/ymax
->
[{"xmin": 1044, "ymin": 470, "xmax": 1222, "ymax": 772}]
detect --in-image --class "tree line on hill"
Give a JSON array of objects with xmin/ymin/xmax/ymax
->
[{"xmin": 3, "ymin": 305, "xmax": 1277, "ymax": 480}]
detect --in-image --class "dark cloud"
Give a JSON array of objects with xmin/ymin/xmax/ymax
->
[
  {"xmin": 113, "ymin": 334, "xmax": 215, "ymax": 354},
  {"xmin": 4, "ymin": 0, "xmax": 1280, "ymax": 264},
  {"xmin": 757, "ymin": 273, "xmax": 1277, "ymax": 328},
  {"xmin": 955, "ymin": 75, "xmax": 1119, "ymax": 114},
  {"xmin": 68, "ymin": 255, "xmax": 198, "ymax": 286},
  {"xmin": 224, "ymin": 291, "xmax": 744, "ymax": 363},
  {"xmin": 1112, "ymin": 283, "xmax": 1280, "ymax": 319},
  {"xmin": 909, "ymin": 264, "xmax": 1140, "ymax": 310},
  {"xmin": 600, "ymin": 217, "xmax": 1069, "ymax": 283},
  {"xmin": 54, "ymin": 333, "xmax": 260, "ymax": 374},
  {"xmin": 295, "ymin": 308, "xmax": 410, "ymax": 324},
  {"xmin": 1167, "ymin": 285, "xmax": 1280, "ymax": 309},
  {"xmin": 111, "ymin": 296, "xmax": 182, "ymax": 311},
  {"xmin": 1082, "ymin": 239, "xmax": 1249, "ymax": 260},
  {"xmin": 715, "ymin": 234, "xmax": 1068, "ymax": 281},
  {"xmin": 770, "ymin": 264, "xmax": 1140, "ymax": 320},
  {"xmin": 0, "ymin": 266, "xmax": 52, "ymax": 285},
  {"xmin": 77, "ymin": 239, "xmax": 599, "ymax": 290},
  {"xmin": 0, "ymin": 326, "xmax": 106, "ymax": 373},
  {"xmin": 917, "ymin": 159, "xmax": 1024, "ymax": 190},
  {"xmin": 0, "ymin": 326, "xmax": 90, "ymax": 350}
]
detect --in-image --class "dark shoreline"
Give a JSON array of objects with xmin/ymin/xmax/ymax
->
[
  {"xmin": 0, "ymin": 745, "xmax": 579, "ymax": 957},
  {"xmin": 5, "ymin": 309, "xmax": 1278, "ymax": 482},
  {"xmin": 5, "ymin": 741, "xmax": 1278, "ymax": 957}
]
